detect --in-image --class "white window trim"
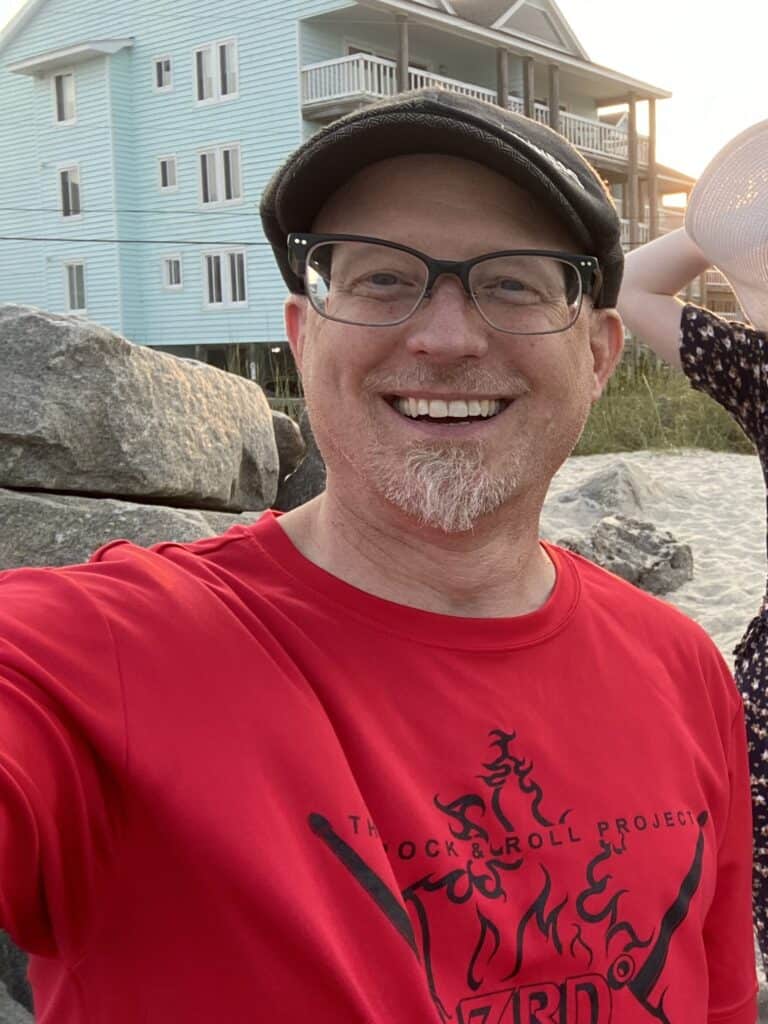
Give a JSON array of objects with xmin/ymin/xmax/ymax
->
[
  {"xmin": 157, "ymin": 154, "xmax": 178, "ymax": 192},
  {"xmin": 58, "ymin": 163, "xmax": 82, "ymax": 220},
  {"xmin": 201, "ymin": 248, "xmax": 248, "ymax": 309},
  {"xmin": 153, "ymin": 54, "xmax": 174, "ymax": 92},
  {"xmin": 63, "ymin": 260, "xmax": 87, "ymax": 313},
  {"xmin": 162, "ymin": 254, "xmax": 183, "ymax": 291},
  {"xmin": 51, "ymin": 69, "xmax": 77, "ymax": 126},
  {"xmin": 193, "ymin": 37, "xmax": 240, "ymax": 106},
  {"xmin": 197, "ymin": 143, "xmax": 243, "ymax": 207}
]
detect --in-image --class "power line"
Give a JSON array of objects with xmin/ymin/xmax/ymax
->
[
  {"xmin": 0, "ymin": 205, "xmax": 263, "ymax": 217},
  {"xmin": 0, "ymin": 236, "xmax": 271, "ymax": 246}
]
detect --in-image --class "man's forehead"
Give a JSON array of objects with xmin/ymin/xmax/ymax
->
[{"xmin": 313, "ymin": 153, "xmax": 579, "ymax": 250}]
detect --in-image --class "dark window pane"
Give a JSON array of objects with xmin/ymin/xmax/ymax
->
[
  {"xmin": 55, "ymin": 76, "xmax": 65, "ymax": 121},
  {"xmin": 60, "ymin": 171, "xmax": 70, "ymax": 216},
  {"xmin": 196, "ymin": 51, "xmax": 205, "ymax": 101}
]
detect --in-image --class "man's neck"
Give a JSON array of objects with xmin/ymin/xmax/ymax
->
[{"xmin": 277, "ymin": 487, "xmax": 556, "ymax": 619}]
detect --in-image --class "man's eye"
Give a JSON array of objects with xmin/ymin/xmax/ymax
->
[
  {"xmin": 369, "ymin": 272, "xmax": 400, "ymax": 286},
  {"xmin": 496, "ymin": 278, "xmax": 525, "ymax": 291}
]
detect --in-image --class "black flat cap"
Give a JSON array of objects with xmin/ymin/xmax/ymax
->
[{"xmin": 260, "ymin": 88, "xmax": 623, "ymax": 308}]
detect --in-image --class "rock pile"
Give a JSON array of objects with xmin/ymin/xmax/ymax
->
[
  {"xmin": 543, "ymin": 461, "xmax": 694, "ymax": 596},
  {"xmin": 0, "ymin": 305, "xmax": 308, "ymax": 570}
]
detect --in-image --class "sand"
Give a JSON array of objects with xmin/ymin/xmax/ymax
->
[{"xmin": 541, "ymin": 450, "xmax": 766, "ymax": 667}]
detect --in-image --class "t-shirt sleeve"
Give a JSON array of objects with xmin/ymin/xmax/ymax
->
[
  {"xmin": 705, "ymin": 699, "xmax": 758, "ymax": 1024},
  {"xmin": 679, "ymin": 303, "xmax": 768, "ymax": 445},
  {"xmin": 0, "ymin": 565, "xmax": 127, "ymax": 959}
]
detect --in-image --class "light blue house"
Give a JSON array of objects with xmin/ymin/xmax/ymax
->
[{"xmin": 0, "ymin": 0, "xmax": 693, "ymax": 374}]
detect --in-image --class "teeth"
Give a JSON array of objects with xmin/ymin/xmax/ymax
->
[{"xmin": 393, "ymin": 397, "xmax": 504, "ymax": 420}]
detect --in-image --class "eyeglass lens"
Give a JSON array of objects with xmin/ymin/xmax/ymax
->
[{"xmin": 305, "ymin": 240, "xmax": 583, "ymax": 334}]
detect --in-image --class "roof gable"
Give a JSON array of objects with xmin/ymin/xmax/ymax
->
[{"xmin": 451, "ymin": 0, "xmax": 588, "ymax": 59}]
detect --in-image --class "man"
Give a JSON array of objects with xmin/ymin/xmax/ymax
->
[{"xmin": 0, "ymin": 90, "xmax": 757, "ymax": 1023}]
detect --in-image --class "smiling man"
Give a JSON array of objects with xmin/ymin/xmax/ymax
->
[{"xmin": 0, "ymin": 90, "xmax": 758, "ymax": 1023}]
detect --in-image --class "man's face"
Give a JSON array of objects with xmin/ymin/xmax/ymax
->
[{"xmin": 285, "ymin": 154, "xmax": 622, "ymax": 534}]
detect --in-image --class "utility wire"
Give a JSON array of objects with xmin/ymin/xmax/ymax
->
[
  {"xmin": 0, "ymin": 205, "xmax": 263, "ymax": 217},
  {"xmin": 0, "ymin": 236, "xmax": 271, "ymax": 245}
]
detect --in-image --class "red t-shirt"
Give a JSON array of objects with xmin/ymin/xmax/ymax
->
[{"xmin": 0, "ymin": 512, "xmax": 757, "ymax": 1023}]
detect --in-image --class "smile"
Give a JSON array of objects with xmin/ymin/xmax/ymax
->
[{"xmin": 389, "ymin": 396, "xmax": 510, "ymax": 422}]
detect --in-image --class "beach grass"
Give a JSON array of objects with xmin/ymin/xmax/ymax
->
[{"xmin": 576, "ymin": 346, "xmax": 754, "ymax": 455}]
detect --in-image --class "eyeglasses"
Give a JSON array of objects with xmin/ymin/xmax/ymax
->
[{"xmin": 287, "ymin": 233, "xmax": 602, "ymax": 336}]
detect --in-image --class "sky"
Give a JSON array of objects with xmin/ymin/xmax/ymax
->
[{"xmin": 1, "ymin": 0, "xmax": 766, "ymax": 179}]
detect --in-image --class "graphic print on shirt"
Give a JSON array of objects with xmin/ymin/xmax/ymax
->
[{"xmin": 309, "ymin": 729, "xmax": 707, "ymax": 1024}]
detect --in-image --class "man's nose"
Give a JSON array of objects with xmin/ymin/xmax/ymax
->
[{"xmin": 404, "ymin": 276, "xmax": 490, "ymax": 360}]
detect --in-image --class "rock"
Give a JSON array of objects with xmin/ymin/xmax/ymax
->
[
  {"xmin": 274, "ymin": 409, "xmax": 326, "ymax": 511},
  {"xmin": 0, "ymin": 305, "xmax": 278, "ymax": 512},
  {"xmin": 558, "ymin": 515, "xmax": 693, "ymax": 596},
  {"xmin": 0, "ymin": 980, "xmax": 32, "ymax": 1024},
  {"xmin": 0, "ymin": 488, "xmax": 263, "ymax": 570},
  {"xmin": 0, "ymin": 935, "xmax": 30, "ymax": 1013},
  {"xmin": 553, "ymin": 460, "xmax": 662, "ymax": 523},
  {"xmin": 271, "ymin": 411, "xmax": 305, "ymax": 481}
]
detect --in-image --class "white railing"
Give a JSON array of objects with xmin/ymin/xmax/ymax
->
[
  {"xmin": 406, "ymin": 66, "xmax": 497, "ymax": 103},
  {"xmin": 302, "ymin": 53, "xmax": 397, "ymax": 104},
  {"xmin": 705, "ymin": 268, "xmax": 731, "ymax": 287},
  {"xmin": 302, "ymin": 55, "xmax": 651, "ymax": 165},
  {"xmin": 620, "ymin": 219, "xmax": 650, "ymax": 246}
]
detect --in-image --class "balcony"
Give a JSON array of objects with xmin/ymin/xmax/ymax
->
[{"xmin": 301, "ymin": 54, "xmax": 650, "ymax": 166}]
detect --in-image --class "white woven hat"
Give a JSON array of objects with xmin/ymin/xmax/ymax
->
[{"xmin": 686, "ymin": 120, "xmax": 768, "ymax": 330}]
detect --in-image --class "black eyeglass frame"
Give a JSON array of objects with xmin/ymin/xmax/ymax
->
[{"xmin": 287, "ymin": 232, "xmax": 603, "ymax": 335}]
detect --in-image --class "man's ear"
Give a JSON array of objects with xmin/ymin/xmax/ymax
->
[
  {"xmin": 284, "ymin": 294, "xmax": 308, "ymax": 373},
  {"xmin": 588, "ymin": 308, "xmax": 625, "ymax": 402}
]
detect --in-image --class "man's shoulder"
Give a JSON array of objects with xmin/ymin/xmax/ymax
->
[{"xmin": 0, "ymin": 515, "xmax": 271, "ymax": 631}]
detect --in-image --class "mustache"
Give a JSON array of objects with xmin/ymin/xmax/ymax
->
[{"xmin": 363, "ymin": 365, "xmax": 530, "ymax": 396}]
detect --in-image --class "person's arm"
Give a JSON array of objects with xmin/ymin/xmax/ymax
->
[
  {"xmin": 617, "ymin": 228, "xmax": 712, "ymax": 369},
  {"xmin": 0, "ymin": 566, "xmax": 126, "ymax": 959}
]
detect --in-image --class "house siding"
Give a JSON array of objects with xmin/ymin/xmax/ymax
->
[{"xmin": 0, "ymin": 0, "xmax": 353, "ymax": 347}]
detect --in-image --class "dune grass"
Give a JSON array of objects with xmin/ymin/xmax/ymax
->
[{"xmin": 575, "ymin": 346, "xmax": 754, "ymax": 456}]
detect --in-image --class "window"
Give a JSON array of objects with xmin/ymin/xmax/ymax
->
[
  {"xmin": 194, "ymin": 38, "xmax": 239, "ymax": 103},
  {"xmin": 221, "ymin": 145, "xmax": 241, "ymax": 201},
  {"xmin": 203, "ymin": 250, "xmax": 247, "ymax": 307},
  {"xmin": 159, "ymin": 156, "xmax": 177, "ymax": 191},
  {"xmin": 64, "ymin": 262, "xmax": 86, "ymax": 312},
  {"xmin": 218, "ymin": 40, "xmax": 238, "ymax": 97},
  {"xmin": 199, "ymin": 144, "xmax": 241, "ymax": 205},
  {"xmin": 195, "ymin": 45, "xmax": 214, "ymax": 102},
  {"xmin": 154, "ymin": 56, "xmax": 173, "ymax": 91},
  {"xmin": 162, "ymin": 256, "xmax": 183, "ymax": 290},
  {"xmin": 59, "ymin": 166, "xmax": 81, "ymax": 217},
  {"xmin": 53, "ymin": 72, "xmax": 76, "ymax": 123}
]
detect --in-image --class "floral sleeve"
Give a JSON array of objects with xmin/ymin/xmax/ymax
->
[{"xmin": 679, "ymin": 304, "xmax": 768, "ymax": 445}]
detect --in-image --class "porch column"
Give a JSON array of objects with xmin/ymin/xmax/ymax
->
[
  {"xmin": 648, "ymin": 97, "xmax": 659, "ymax": 239},
  {"xmin": 548, "ymin": 64, "xmax": 560, "ymax": 133},
  {"xmin": 523, "ymin": 57, "xmax": 535, "ymax": 118},
  {"xmin": 397, "ymin": 15, "xmax": 409, "ymax": 92},
  {"xmin": 627, "ymin": 93, "xmax": 639, "ymax": 251},
  {"xmin": 496, "ymin": 48, "xmax": 509, "ymax": 109}
]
